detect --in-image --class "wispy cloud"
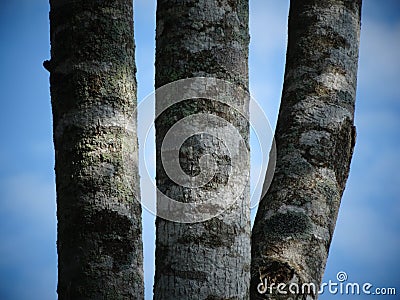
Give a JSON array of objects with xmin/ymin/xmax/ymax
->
[
  {"xmin": 249, "ymin": 0, "xmax": 289, "ymax": 57},
  {"xmin": 358, "ymin": 19, "xmax": 400, "ymax": 100},
  {"xmin": 249, "ymin": 1, "xmax": 290, "ymax": 129},
  {"xmin": 0, "ymin": 173, "xmax": 57, "ymax": 300}
]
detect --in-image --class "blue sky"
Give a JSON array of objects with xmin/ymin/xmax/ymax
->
[{"xmin": 0, "ymin": 0, "xmax": 399, "ymax": 299}]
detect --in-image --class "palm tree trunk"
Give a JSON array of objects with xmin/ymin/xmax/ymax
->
[
  {"xmin": 47, "ymin": 0, "xmax": 143, "ymax": 298},
  {"xmin": 154, "ymin": 0, "xmax": 251, "ymax": 299},
  {"xmin": 251, "ymin": 1, "xmax": 362, "ymax": 299}
]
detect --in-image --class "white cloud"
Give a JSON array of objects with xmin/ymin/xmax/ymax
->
[
  {"xmin": 0, "ymin": 173, "xmax": 56, "ymax": 223},
  {"xmin": 356, "ymin": 110, "xmax": 400, "ymax": 134},
  {"xmin": 249, "ymin": 0, "xmax": 289, "ymax": 57},
  {"xmin": 333, "ymin": 197, "xmax": 400, "ymax": 265},
  {"xmin": 0, "ymin": 173, "xmax": 57, "ymax": 300},
  {"xmin": 250, "ymin": 81, "xmax": 281, "ymax": 128},
  {"xmin": 358, "ymin": 19, "xmax": 400, "ymax": 100},
  {"xmin": 249, "ymin": 1, "xmax": 289, "ymax": 131}
]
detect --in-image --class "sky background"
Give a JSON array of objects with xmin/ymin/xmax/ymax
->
[{"xmin": 0, "ymin": 0, "xmax": 399, "ymax": 299}]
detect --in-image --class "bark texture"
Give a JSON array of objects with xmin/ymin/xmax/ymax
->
[
  {"xmin": 154, "ymin": 0, "xmax": 251, "ymax": 299},
  {"xmin": 251, "ymin": 1, "xmax": 361, "ymax": 299},
  {"xmin": 47, "ymin": 0, "xmax": 143, "ymax": 298}
]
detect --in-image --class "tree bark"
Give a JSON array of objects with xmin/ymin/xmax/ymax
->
[
  {"xmin": 47, "ymin": 0, "xmax": 143, "ymax": 298},
  {"xmin": 251, "ymin": 0, "xmax": 362, "ymax": 299},
  {"xmin": 154, "ymin": 0, "xmax": 251, "ymax": 299}
]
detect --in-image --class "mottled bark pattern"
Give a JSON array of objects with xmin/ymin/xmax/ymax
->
[
  {"xmin": 48, "ymin": 0, "xmax": 143, "ymax": 298},
  {"xmin": 251, "ymin": 1, "xmax": 361, "ymax": 299},
  {"xmin": 154, "ymin": 0, "xmax": 251, "ymax": 299}
]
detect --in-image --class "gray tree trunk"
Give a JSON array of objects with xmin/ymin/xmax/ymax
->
[
  {"xmin": 154, "ymin": 0, "xmax": 251, "ymax": 299},
  {"xmin": 251, "ymin": 0, "xmax": 362, "ymax": 299},
  {"xmin": 46, "ymin": 0, "xmax": 143, "ymax": 298}
]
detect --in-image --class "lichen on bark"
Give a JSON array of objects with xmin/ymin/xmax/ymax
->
[
  {"xmin": 251, "ymin": 0, "xmax": 362, "ymax": 299},
  {"xmin": 48, "ymin": 0, "xmax": 143, "ymax": 298},
  {"xmin": 154, "ymin": 0, "xmax": 251, "ymax": 299}
]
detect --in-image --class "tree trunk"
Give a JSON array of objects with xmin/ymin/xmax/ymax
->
[
  {"xmin": 251, "ymin": 0, "xmax": 362, "ymax": 299},
  {"xmin": 47, "ymin": 0, "xmax": 143, "ymax": 298},
  {"xmin": 154, "ymin": 0, "xmax": 251, "ymax": 299}
]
